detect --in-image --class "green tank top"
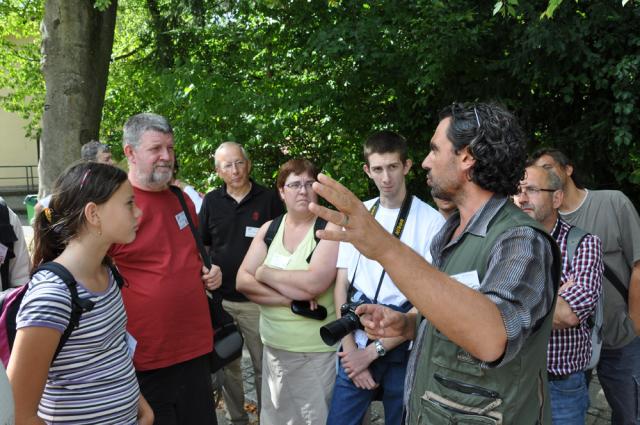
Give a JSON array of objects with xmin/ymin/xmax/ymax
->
[{"xmin": 259, "ymin": 214, "xmax": 337, "ymax": 352}]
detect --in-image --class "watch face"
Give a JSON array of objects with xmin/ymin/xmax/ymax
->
[{"xmin": 375, "ymin": 340, "xmax": 386, "ymax": 356}]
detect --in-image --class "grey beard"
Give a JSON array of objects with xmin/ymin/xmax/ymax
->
[{"xmin": 138, "ymin": 168, "xmax": 172, "ymax": 190}]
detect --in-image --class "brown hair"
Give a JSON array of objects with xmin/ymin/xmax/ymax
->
[
  {"xmin": 32, "ymin": 162, "xmax": 128, "ymax": 270},
  {"xmin": 276, "ymin": 159, "xmax": 320, "ymax": 189}
]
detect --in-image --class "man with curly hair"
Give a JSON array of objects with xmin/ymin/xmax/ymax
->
[{"xmin": 309, "ymin": 103, "xmax": 561, "ymax": 425}]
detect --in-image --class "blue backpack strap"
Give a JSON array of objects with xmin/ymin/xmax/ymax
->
[{"xmin": 34, "ymin": 262, "xmax": 95, "ymax": 361}]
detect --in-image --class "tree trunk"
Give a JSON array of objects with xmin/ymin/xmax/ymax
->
[{"xmin": 38, "ymin": 0, "xmax": 117, "ymax": 197}]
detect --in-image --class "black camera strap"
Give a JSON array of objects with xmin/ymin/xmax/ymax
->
[
  {"xmin": 169, "ymin": 185, "xmax": 211, "ymax": 269},
  {"xmin": 347, "ymin": 193, "xmax": 413, "ymax": 304}
]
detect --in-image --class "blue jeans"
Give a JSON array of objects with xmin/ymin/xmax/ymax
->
[
  {"xmin": 597, "ymin": 336, "xmax": 640, "ymax": 425},
  {"xmin": 326, "ymin": 347, "xmax": 409, "ymax": 425},
  {"xmin": 549, "ymin": 371, "xmax": 589, "ymax": 425}
]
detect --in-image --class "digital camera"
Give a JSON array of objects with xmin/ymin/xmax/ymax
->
[{"xmin": 319, "ymin": 299, "xmax": 365, "ymax": 346}]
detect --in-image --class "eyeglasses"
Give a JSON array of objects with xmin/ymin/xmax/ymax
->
[
  {"xmin": 220, "ymin": 160, "xmax": 246, "ymax": 171},
  {"xmin": 284, "ymin": 180, "xmax": 315, "ymax": 191},
  {"xmin": 516, "ymin": 187, "xmax": 557, "ymax": 196}
]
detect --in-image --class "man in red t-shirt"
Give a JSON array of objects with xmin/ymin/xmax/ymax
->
[{"xmin": 110, "ymin": 112, "xmax": 222, "ymax": 425}]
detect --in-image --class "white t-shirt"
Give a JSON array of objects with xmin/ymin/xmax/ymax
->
[
  {"xmin": 337, "ymin": 195, "xmax": 444, "ymax": 307},
  {"xmin": 0, "ymin": 197, "xmax": 30, "ymax": 288},
  {"xmin": 183, "ymin": 185, "xmax": 203, "ymax": 214}
]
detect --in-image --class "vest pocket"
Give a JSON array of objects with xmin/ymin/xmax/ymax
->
[
  {"xmin": 419, "ymin": 391, "xmax": 502, "ymax": 425},
  {"xmin": 432, "ymin": 330, "xmax": 484, "ymax": 377}
]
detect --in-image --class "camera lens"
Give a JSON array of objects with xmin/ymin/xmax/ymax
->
[{"xmin": 319, "ymin": 313, "xmax": 361, "ymax": 346}]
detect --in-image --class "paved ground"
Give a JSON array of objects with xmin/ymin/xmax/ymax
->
[
  {"xmin": 16, "ymin": 219, "xmax": 613, "ymax": 424},
  {"xmin": 215, "ymin": 347, "xmax": 613, "ymax": 424}
]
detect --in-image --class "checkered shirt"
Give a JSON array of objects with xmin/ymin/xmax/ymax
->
[{"xmin": 547, "ymin": 218, "xmax": 604, "ymax": 375}]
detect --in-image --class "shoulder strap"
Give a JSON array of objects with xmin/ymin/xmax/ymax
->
[
  {"xmin": 565, "ymin": 225, "xmax": 628, "ymax": 303},
  {"xmin": 565, "ymin": 226, "xmax": 589, "ymax": 266},
  {"xmin": 107, "ymin": 263, "xmax": 125, "ymax": 289},
  {"xmin": 264, "ymin": 214, "xmax": 284, "ymax": 249},
  {"xmin": 169, "ymin": 185, "xmax": 211, "ymax": 269},
  {"xmin": 349, "ymin": 194, "xmax": 413, "ymax": 304},
  {"xmin": 603, "ymin": 264, "xmax": 629, "ymax": 303},
  {"xmin": 34, "ymin": 262, "xmax": 95, "ymax": 361},
  {"xmin": 263, "ymin": 215, "xmax": 327, "ymax": 264},
  {"xmin": 306, "ymin": 217, "xmax": 328, "ymax": 263}
]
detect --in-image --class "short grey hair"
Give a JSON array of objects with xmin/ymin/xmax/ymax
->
[
  {"xmin": 80, "ymin": 140, "xmax": 110, "ymax": 161},
  {"xmin": 123, "ymin": 113, "xmax": 173, "ymax": 149},
  {"xmin": 529, "ymin": 165, "xmax": 562, "ymax": 191},
  {"xmin": 546, "ymin": 168, "xmax": 563, "ymax": 191},
  {"xmin": 214, "ymin": 141, "xmax": 249, "ymax": 169}
]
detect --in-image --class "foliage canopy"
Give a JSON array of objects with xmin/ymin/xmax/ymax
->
[{"xmin": 2, "ymin": 0, "xmax": 639, "ymax": 202}]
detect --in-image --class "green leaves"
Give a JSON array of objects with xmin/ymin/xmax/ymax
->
[
  {"xmin": 540, "ymin": 0, "xmax": 563, "ymax": 19},
  {"xmin": 94, "ymin": 0, "xmax": 113, "ymax": 11},
  {"xmin": 2, "ymin": 0, "xmax": 640, "ymax": 202}
]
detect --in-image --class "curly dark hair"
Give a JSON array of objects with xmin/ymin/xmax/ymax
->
[{"xmin": 439, "ymin": 102, "xmax": 526, "ymax": 197}]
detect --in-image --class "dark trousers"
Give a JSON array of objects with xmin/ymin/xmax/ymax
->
[
  {"xmin": 596, "ymin": 336, "xmax": 640, "ymax": 425},
  {"xmin": 136, "ymin": 354, "xmax": 217, "ymax": 425}
]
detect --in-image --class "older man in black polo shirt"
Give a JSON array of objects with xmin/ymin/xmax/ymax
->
[{"xmin": 199, "ymin": 142, "xmax": 284, "ymax": 425}]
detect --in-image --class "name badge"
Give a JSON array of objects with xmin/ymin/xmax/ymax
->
[
  {"xmin": 0, "ymin": 243, "xmax": 7, "ymax": 265},
  {"xmin": 451, "ymin": 270, "xmax": 481, "ymax": 291},
  {"xmin": 269, "ymin": 253, "xmax": 290, "ymax": 269},
  {"xmin": 245, "ymin": 226, "xmax": 259, "ymax": 238},
  {"xmin": 175, "ymin": 211, "xmax": 188, "ymax": 230},
  {"xmin": 125, "ymin": 332, "xmax": 137, "ymax": 358}
]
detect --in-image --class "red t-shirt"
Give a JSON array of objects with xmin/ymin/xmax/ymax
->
[{"xmin": 109, "ymin": 186, "xmax": 213, "ymax": 371}]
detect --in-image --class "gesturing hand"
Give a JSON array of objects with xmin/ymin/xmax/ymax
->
[{"xmin": 356, "ymin": 304, "xmax": 409, "ymax": 340}]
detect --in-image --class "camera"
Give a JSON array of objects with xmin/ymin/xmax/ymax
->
[{"xmin": 320, "ymin": 300, "xmax": 365, "ymax": 346}]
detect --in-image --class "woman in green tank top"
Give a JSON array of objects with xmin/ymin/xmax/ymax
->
[{"xmin": 237, "ymin": 158, "xmax": 340, "ymax": 425}]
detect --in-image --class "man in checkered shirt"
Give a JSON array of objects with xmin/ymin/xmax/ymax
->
[{"xmin": 515, "ymin": 164, "xmax": 604, "ymax": 425}]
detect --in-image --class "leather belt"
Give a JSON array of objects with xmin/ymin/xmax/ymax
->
[{"xmin": 547, "ymin": 373, "xmax": 570, "ymax": 381}]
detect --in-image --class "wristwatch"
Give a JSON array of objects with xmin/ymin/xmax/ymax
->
[{"xmin": 374, "ymin": 339, "xmax": 386, "ymax": 357}]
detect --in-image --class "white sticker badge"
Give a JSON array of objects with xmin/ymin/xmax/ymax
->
[
  {"xmin": 451, "ymin": 270, "xmax": 481, "ymax": 291},
  {"xmin": 175, "ymin": 211, "xmax": 188, "ymax": 230},
  {"xmin": 245, "ymin": 226, "xmax": 259, "ymax": 238},
  {"xmin": 269, "ymin": 253, "xmax": 291, "ymax": 270}
]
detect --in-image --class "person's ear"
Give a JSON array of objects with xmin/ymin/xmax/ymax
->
[
  {"xmin": 565, "ymin": 164, "xmax": 574, "ymax": 178},
  {"xmin": 124, "ymin": 144, "xmax": 135, "ymax": 162},
  {"xmin": 459, "ymin": 146, "xmax": 476, "ymax": 178},
  {"xmin": 363, "ymin": 164, "xmax": 372, "ymax": 179},
  {"xmin": 84, "ymin": 202, "xmax": 100, "ymax": 227},
  {"xmin": 552, "ymin": 190, "xmax": 564, "ymax": 210},
  {"xmin": 402, "ymin": 159, "xmax": 413, "ymax": 175}
]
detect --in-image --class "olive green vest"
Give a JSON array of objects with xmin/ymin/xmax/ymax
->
[{"xmin": 407, "ymin": 202, "xmax": 560, "ymax": 425}]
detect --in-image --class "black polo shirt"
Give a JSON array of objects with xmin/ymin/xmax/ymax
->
[{"xmin": 199, "ymin": 181, "xmax": 285, "ymax": 301}]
